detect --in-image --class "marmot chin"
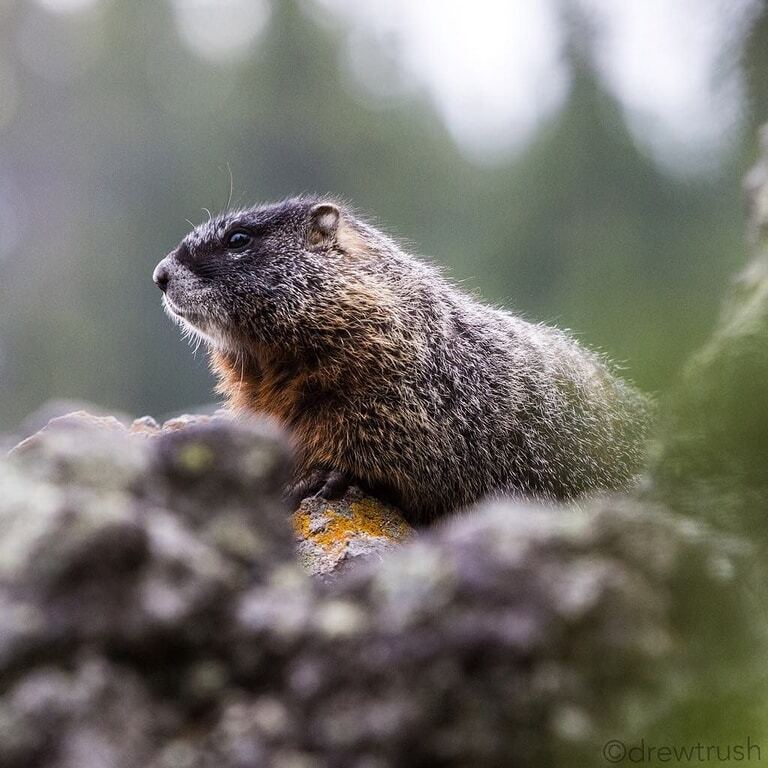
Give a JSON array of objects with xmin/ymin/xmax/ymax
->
[{"xmin": 153, "ymin": 196, "xmax": 650, "ymax": 523}]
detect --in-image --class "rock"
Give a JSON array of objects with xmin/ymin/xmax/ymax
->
[
  {"xmin": 1, "ymin": 419, "xmax": 293, "ymax": 659},
  {"xmin": 293, "ymin": 487, "xmax": 413, "ymax": 577},
  {"xmin": 129, "ymin": 415, "xmax": 161, "ymax": 435},
  {"xmin": 0, "ymin": 406, "xmax": 760, "ymax": 767},
  {"xmin": 9, "ymin": 409, "xmax": 412, "ymax": 577},
  {"xmin": 11, "ymin": 407, "xmax": 230, "ymax": 446},
  {"xmin": 12, "ymin": 400, "xmax": 134, "ymax": 442},
  {"xmin": 9, "ymin": 410, "xmax": 129, "ymax": 458},
  {"xmin": 159, "ymin": 413, "xmax": 217, "ymax": 433}
]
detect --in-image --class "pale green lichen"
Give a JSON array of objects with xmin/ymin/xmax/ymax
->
[{"xmin": 177, "ymin": 442, "xmax": 215, "ymax": 474}]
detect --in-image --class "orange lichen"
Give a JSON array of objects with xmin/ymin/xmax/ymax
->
[{"xmin": 292, "ymin": 497, "xmax": 411, "ymax": 560}]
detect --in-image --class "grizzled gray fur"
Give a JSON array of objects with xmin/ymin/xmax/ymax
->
[{"xmin": 154, "ymin": 198, "xmax": 651, "ymax": 522}]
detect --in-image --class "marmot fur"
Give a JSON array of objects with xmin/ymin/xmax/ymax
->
[{"xmin": 153, "ymin": 196, "xmax": 650, "ymax": 522}]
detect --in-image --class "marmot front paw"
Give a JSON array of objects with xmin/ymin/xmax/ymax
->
[{"xmin": 286, "ymin": 469, "xmax": 353, "ymax": 508}]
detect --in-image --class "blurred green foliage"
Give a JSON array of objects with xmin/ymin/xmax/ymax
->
[{"xmin": 0, "ymin": 0, "xmax": 767, "ymax": 430}]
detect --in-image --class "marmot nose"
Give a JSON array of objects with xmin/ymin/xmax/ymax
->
[{"xmin": 153, "ymin": 261, "xmax": 170, "ymax": 292}]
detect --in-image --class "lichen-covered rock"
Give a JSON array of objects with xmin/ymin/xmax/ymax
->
[
  {"xmin": 251, "ymin": 500, "xmax": 751, "ymax": 768},
  {"xmin": 12, "ymin": 409, "xmax": 413, "ymax": 577},
  {"xmin": 293, "ymin": 488, "xmax": 413, "ymax": 576},
  {"xmin": 2, "ymin": 420, "xmax": 289, "ymax": 661},
  {"xmin": 11, "ymin": 399, "xmax": 134, "ymax": 442},
  {"xmin": 0, "ymin": 414, "xmax": 759, "ymax": 767},
  {"xmin": 11, "ymin": 408, "xmax": 224, "ymax": 447}
]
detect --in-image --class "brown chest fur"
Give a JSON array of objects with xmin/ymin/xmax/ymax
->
[{"xmin": 211, "ymin": 350, "xmax": 344, "ymax": 471}]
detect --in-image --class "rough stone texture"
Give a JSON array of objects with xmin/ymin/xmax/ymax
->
[
  {"xmin": 293, "ymin": 488, "xmax": 413, "ymax": 577},
  {"xmin": 12, "ymin": 410, "xmax": 411, "ymax": 578},
  {"xmin": 11, "ymin": 399, "xmax": 134, "ymax": 442},
  {"xmin": 2, "ymin": 129, "xmax": 768, "ymax": 768},
  {"xmin": 0, "ymin": 416, "xmax": 756, "ymax": 767}
]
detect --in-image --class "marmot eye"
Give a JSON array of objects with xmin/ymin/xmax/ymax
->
[{"xmin": 225, "ymin": 229, "xmax": 252, "ymax": 250}]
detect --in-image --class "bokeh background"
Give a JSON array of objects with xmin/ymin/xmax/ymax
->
[{"xmin": 1, "ymin": 0, "xmax": 767, "ymax": 432}]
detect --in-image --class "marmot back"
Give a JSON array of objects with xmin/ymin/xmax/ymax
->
[{"xmin": 153, "ymin": 196, "xmax": 651, "ymax": 523}]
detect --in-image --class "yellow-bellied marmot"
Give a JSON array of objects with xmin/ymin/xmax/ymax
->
[{"xmin": 153, "ymin": 197, "xmax": 650, "ymax": 523}]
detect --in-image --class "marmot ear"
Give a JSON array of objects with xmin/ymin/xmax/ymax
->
[{"xmin": 308, "ymin": 203, "xmax": 340, "ymax": 247}]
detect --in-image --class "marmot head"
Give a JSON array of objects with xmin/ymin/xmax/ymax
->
[{"xmin": 153, "ymin": 196, "xmax": 388, "ymax": 359}]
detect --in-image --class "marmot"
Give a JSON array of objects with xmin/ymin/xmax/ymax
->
[{"xmin": 153, "ymin": 196, "xmax": 650, "ymax": 522}]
